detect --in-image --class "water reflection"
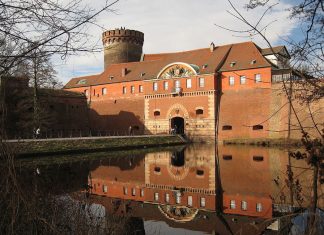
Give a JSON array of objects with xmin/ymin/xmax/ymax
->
[{"xmin": 85, "ymin": 144, "xmax": 323, "ymax": 234}]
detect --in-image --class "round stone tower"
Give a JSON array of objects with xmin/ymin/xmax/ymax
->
[{"xmin": 102, "ymin": 28, "xmax": 144, "ymax": 69}]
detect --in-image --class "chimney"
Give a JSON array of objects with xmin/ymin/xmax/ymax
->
[
  {"xmin": 122, "ymin": 68, "xmax": 127, "ymax": 77},
  {"xmin": 210, "ymin": 42, "xmax": 215, "ymax": 52}
]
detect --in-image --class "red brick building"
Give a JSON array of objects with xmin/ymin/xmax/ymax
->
[{"xmin": 64, "ymin": 28, "xmax": 323, "ymax": 141}]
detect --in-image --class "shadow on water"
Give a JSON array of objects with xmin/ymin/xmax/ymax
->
[{"xmin": 1, "ymin": 143, "xmax": 323, "ymax": 234}]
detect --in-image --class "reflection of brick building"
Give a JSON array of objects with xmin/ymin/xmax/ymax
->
[
  {"xmin": 64, "ymin": 28, "xmax": 323, "ymax": 141},
  {"xmin": 89, "ymin": 144, "xmax": 279, "ymax": 219}
]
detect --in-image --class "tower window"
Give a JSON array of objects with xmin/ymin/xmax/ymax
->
[
  {"xmin": 223, "ymin": 155, "xmax": 233, "ymax": 160},
  {"xmin": 196, "ymin": 170, "xmax": 204, "ymax": 176},
  {"xmin": 154, "ymin": 111, "xmax": 160, "ymax": 116},
  {"xmin": 252, "ymin": 125, "xmax": 263, "ymax": 130},
  {"xmin": 253, "ymin": 156, "xmax": 264, "ymax": 161},
  {"xmin": 222, "ymin": 125, "xmax": 232, "ymax": 130},
  {"xmin": 154, "ymin": 166, "xmax": 161, "ymax": 172}
]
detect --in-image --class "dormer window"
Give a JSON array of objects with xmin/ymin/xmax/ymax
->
[
  {"xmin": 77, "ymin": 79, "xmax": 87, "ymax": 85},
  {"xmin": 109, "ymin": 76, "xmax": 114, "ymax": 80},
  {"xmin": 202, "ymin": 64, "xmax": 208, "ymax": 69},
  {"xmin": 251, "ymin": 60, "xmax": 256, "ymax": 64},
  {"xmin": 230, "ymin": 62, "xmax": 236, "ymax": 67},
  {"xmin": 140, "ymin": 72, "xmax": 145, "ymax": 77}
]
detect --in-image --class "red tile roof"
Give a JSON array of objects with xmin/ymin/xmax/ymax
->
[{"xmin": 64, "ymin": 41, "xmax": 272, "ymax": 88}]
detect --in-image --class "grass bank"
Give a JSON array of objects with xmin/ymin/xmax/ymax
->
[
  {"xmin": 9, "ymin": 135, "xmax": 186, "ymax": 158},
  {"xmin": 223, "ymin": 138, "xmax": 303, "ymax": 147}
]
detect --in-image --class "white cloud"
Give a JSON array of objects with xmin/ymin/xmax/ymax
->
[{"xmin": 55, "ymin": 0, "xmax": 297, "ymax": 84}]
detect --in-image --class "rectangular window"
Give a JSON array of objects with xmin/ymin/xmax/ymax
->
[
  {"xmin": 230, "ymin": 200, "xmax": 236, "ymax": 209},
  {"xmin": 103, "ymin": 185, "xmax": 108, "ymax": 193},
  {"xmin": 240, "ymin": 76, "xmax": 246, "ymax": 85},
  {"xmin": 186, "ymin": 79, "xmax": 192, "ymax": 88},
  {"xmin": 154, "ymin": 192, "xmax": 159, "ymax": 201},
  {"xmin": 200, "ymin": 197, "xmax": 206, "ymax": 207},
  {"xmin": 123, "ymin": 187, "xmax": 128, "ymax": 195},
  {"xmin": 140, "ymin": 189, "xmax": 144, "ymax": 197},
  {"xmin": 132, "ymin": 188, "xmax": 136, "ymax": 196},
  {"xmin": 256, "ymin": 203, "xmax": 262, "ymax": 212},
  {"xmin": 93, "ymin": 89, "xmax": 96, "ymax": 96},
  {"xmin": 229, "ymin": 76, "xmax": 235, "ymax": 86},
  {"xmin": 255, "ymin": 74, "xmax": 261, "ymax": 83},
  {"xmin": 102, "ymin": 87, "xmax": 107, "ymax": 95},
  {"xmin": 188, "ymin": 196, "xmax": 193, "ymax": 206},
  {"xmin": 199, "ymin": 77, "xmax": 205, "ymax": 87},
  {"xmin": 165, "ymin": 193, "xmax": 170, "ymax": 203},
  {"xmin": 153, "ymin": 82, "xmax": 158, "ymax": 91},
  {"xmin": 84, "ymin": 89, "xmax": 89, "ymax": 96},
  {"xmin": 176, "ymin": 192, "xmax": 181, "ymax": 204},
  {"xmin": 175, "ymin": 80, "xmax": 180, "ymax": 88},
  {"xmin": 163, "ymin": 81, "xmax": 168, "ymax": 90},
  {"xmin": 122, "ymin": 86, "xmax": 127, "ymax": 94},
  {"xmin": 241, "ymin": 201, "xmax": 248, "ymax": 210},
  {"xmin": 131, "ymin": 85, "xmax": 135, "ymax": 93},
  {"xmin": 139, "ymin": 85, "xmax": 143, "ymax": 93}
]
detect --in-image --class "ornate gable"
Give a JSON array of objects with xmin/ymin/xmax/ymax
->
[{"xmin": 157, "ymin": 62, "xmax": 199, "ymax": 79}]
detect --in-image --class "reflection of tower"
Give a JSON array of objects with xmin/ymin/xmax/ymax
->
[
  {"xmin": 171, "ymin": 151, "xmax": 185, "ymax": 167},
  {"xmin": 102, "ymin": 28, "xmax": 144, "ymax": 69}
]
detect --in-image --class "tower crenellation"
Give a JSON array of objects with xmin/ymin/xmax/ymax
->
[{"xmin": 102, "ymin": 28, "xmax": 144, "ymax": 69}]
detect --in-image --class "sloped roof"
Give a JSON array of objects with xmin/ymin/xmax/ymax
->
[
  {"xmin": 64, "ymin": 41, "xmax": 273, "ymax": 88},
  {"xmin": 261, "ymin": 46, "xmax": 290, "ymax": 58}
]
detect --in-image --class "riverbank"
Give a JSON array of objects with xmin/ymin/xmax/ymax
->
[
  {"xmin": 222, "ymin": 138, "xmax": 303, "ymax": 147},
  {"xmin": 8, "ymin": 135, "xmax": 186, "ymax": 158}
]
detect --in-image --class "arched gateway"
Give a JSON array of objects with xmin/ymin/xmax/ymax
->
[{"xmin": 171, "ymin": 117, "xmax": 184, "ymax": 134}]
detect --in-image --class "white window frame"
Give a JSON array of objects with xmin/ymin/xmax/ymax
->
[
  {"xmin": 103, "ymin": 185, "xmax": 108, "ymax": 193},
  {"xmin": 122, "ymin": 86, "xmax": 127, "ymax": 94},
  {"xmin": 241, "ymin": 201, "xmax": 248, "ymax": 210},
  {"xmin": 175, "ymin": 80, "xmax": 180, "ymax": 88},
  {"xmin": 255, "ymin": 74, "xmax": 262, "ymax": 83},
  {"xmin": 199, "ymin": 77, "xmax": 205, "ymax": 87},
  {"xmin": 102, "ymin": 87, "xmax": 107, "ymax": 95},
  {"xmin": 153, "ymin": 82, "xmax": 158, "ymax": 91},
  {"xmin": 229, "ymin": 76, "xmax": 235, "ymax": 86},
  {"xmin": 140, "ymin": 189, "xmax": 144, "ymax": 197},
  {"xmin": 256, "ymin": 203, "xmax": 262, "ymax": 212},
  {"xmin": 188, "ymin": 196, "xmax": 193, "ymax": 206},
  {"xmin": 200, "ymin": 197, "xmax": 206, "ymax": 207},
  {"xmin": 84, "ymin": 89, "xmax": 89, "ymax": 96},
  {"xmin": 131, "ymin": 86, "xmax": 135, "ymax": 93},
  {"xmin": 240, "ymin": 76, "xmax": 246, "ymax": 85},
  {"xmin": 186, "ymin": 79, "xmax": 192, "ymax": 88},
  {"xmin": 132, "ymin": 188, "xmax": 136, "ymax": 196},
  {"xmin": 176, "ymin": 192, "xmax": 181, "ymax": 204},
  {"xmin": 123, "ymin": 187, "xmax": 128, "ymax": 195},
  {"xmin": 165, "ymin": 193, "xmax": 170, "ymax": 203},
  {"xmin": 230, "ymin": 200, "xmax": 236, "ymax": 209},
  {"xmin": 163, "ymin": 81, "xmax": 168, "ymax": 90},
  {"xmin": 154, "ymin": 192, "xmax": 159, "ymax": 201},
  {"xmin": 139, "ymin": 85, "xmax": 144, "ymax": 93}
]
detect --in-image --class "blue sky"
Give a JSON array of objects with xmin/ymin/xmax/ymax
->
[{"xmin": 55, "ymin": 0, "xmax": 298, "ymax": 84}]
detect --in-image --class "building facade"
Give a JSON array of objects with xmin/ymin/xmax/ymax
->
[{"xmin": 64, "ymin": 28, "xmax": 323, "ymax": 141}]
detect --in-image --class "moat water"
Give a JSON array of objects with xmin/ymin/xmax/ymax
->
[{"xmin": 15, "ymin": 143, "xmax": 324, "ymax": 234}]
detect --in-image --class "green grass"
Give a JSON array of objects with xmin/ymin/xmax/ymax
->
[{"xmin": 10, "ymin": 136, "xmax": 185, "ymax": 157}]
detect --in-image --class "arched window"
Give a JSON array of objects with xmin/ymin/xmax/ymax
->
[
  {"xmin": 154, "ymin": 111, "xmax": 160, "ymax": 116},
  {"xmin": 253, "ymin": 125, "xmax": 263, "ymax": 130},
  {"xmin": 222, "ymin": 125, "xmax": 232, "ymax": 130},
  {"xmin": 196, "ymin": 109, "xmax": 203, "ymax": 115},
  {"xmin": 154, "ymin": 167, "xmax": 161, "ymax": 173}
]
